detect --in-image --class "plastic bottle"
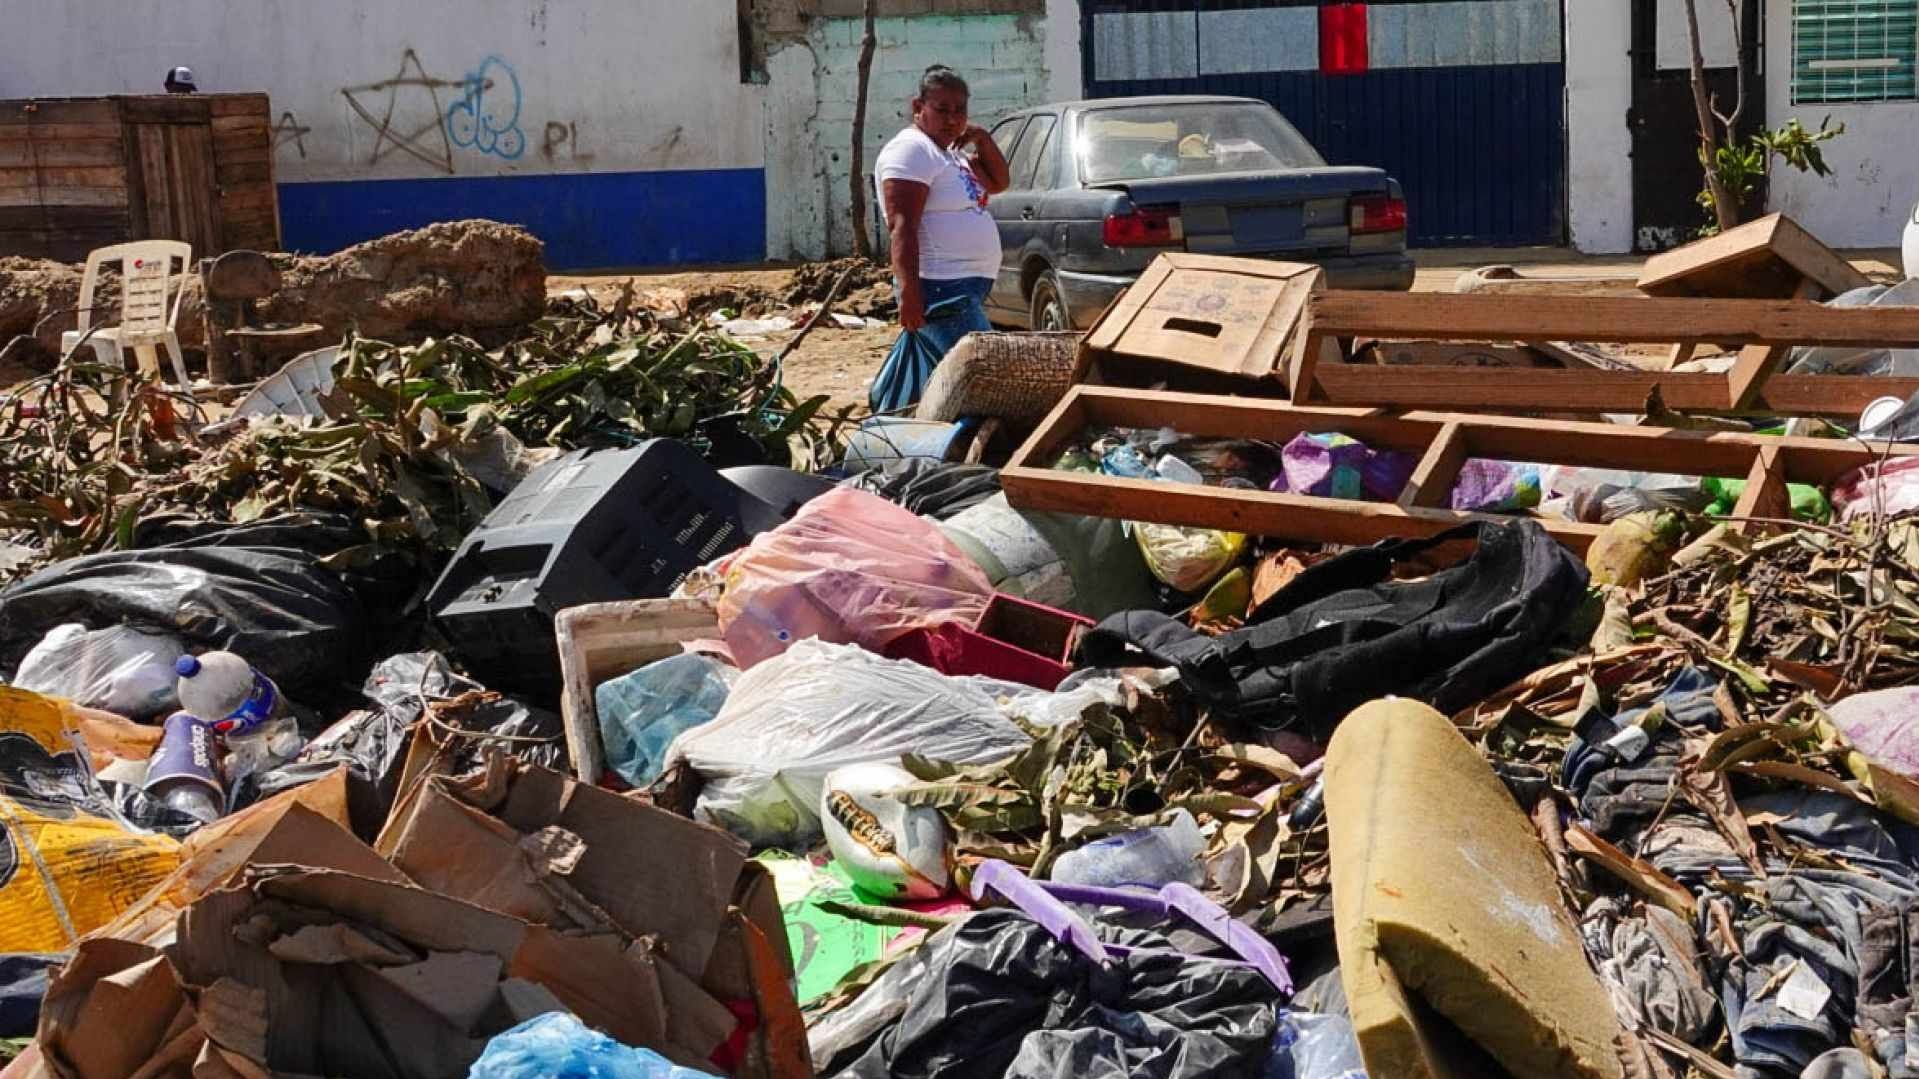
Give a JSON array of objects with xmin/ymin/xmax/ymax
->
[
  {"xmin": 1050, "ymin": 809, "xmax": 1205, "ymax": 889},
  {"xmin": 175, "ymin": 652, "xmax": 283, "ymax": 733},
  {"xmin": 143, "ymin": 712, "xmax": 225, "ymax": 827},
  {"xmin": 175, "ymin": 653, "xmax": 303, "ymax": 788}
]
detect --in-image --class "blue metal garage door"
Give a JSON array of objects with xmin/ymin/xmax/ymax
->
[{"xmin": 1081, "ymin": 0, "xmax": 1567, "ymax": 247}]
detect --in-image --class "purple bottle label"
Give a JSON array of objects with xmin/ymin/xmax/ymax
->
[
  {"xmin": 145, "ymin": 713, "xmax": 225, "ymax": 809},
  {"xmin": 212, "ymin": 672, "xmax": 279, "ymax": 735}
]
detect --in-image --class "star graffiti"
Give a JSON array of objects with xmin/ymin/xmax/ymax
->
[{"xmin": 340, "ymin": 49, "xmax": 463, "ymax": 174}]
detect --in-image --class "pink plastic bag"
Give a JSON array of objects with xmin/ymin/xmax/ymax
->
[
  {"xmin": 716, "ymin": 487, "xmax": 994, "ymax": 669},
  {"xmin": 1833, "ymin": 456, "xmax": 1919, "ymax": 523}
]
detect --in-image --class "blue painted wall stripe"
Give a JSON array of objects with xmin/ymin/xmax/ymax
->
[{"xmin": 277, "ymin": 168, "xmax": 768, "ymax": 270}]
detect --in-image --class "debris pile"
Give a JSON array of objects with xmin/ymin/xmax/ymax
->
[{"xmin": 6, "ymin": 215, "xmax": 1919, "ymax": 1079}]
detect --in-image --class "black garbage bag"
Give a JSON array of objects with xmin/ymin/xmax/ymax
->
[
  {"xmin": 1079, "ymin": 520, "xmax": 1589, "ymax": 738},
  {"xmin": 843, "ymin": 460, "xmax": 1002, "ymax": 520},
  {"xmin": 820, "ymin": 909, "xmax": 1281, "ymax": 1079},
  {"xmin": 0, "ymin": 537, "xmax": 364, "ymax": 697},
  {"xmin": 0, "ymin": 953, "xmax": 67, "ymax": 1037}
]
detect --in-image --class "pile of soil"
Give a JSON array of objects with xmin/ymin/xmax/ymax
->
[{"xmin": 783, "ymin": 257, "xmax": 895, "ymax": 319}]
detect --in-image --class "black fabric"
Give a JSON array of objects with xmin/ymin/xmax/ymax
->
[
  {"xmin": 0, "ymin": 538, "xmax": 364, "ymax": 697},
  {"xmin": 822, "ymin": 909, "xmax": 1281, "ymax": 1079},
  {"xmin": 1077, "ymin": 521, "xmax": 1589, "ymax": 737},
  {"xmin": 0, "ymin": 953, "xmax": 66, "ymax": 1037},
  {"xmin": 842, "ymin": 460, "xmax": 1002, "ymax": 520}
]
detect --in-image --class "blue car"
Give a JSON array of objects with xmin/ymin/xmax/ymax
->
[{"xmin": 982, "ymin": 95, "xmax": 1415, "ymax": 331}]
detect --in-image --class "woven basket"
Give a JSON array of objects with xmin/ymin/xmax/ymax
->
[{"xmin": 914, "ymin": 331, "xmax": 1082, "ymax": 423}]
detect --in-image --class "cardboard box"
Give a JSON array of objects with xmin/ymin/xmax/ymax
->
[{"xmin": 1080, "ymin": 253, "xmax": 1325, "ymax": 386}]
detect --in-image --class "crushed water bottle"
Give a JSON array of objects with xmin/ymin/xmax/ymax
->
[
  {"xmin": 1050, "ymin": 809, "xmax": 1205, "ymax": 889},
  {"xmin": 175, "ymin": 652, "xmax": 303, "ymax": 788}
]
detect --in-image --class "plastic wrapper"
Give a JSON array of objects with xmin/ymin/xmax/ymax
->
[
  {"xmin": 10, "ymin": 623, "xmax": 186, "ymax": 719},
  {"xmin": 1277, "ymin": 432, "xmax": 1414, "ymax": 501},
  {"xmin": 1267, "ymin": 1011, "xmax": 1367, "ymax": 1079},
  {"xmin": 1832, "ymin": 456, "xmax": 1919, "ymax": 524},
  {"xmin": 0, "ymin": 687, "xmax": 181, "ymax": 952},
  {"xmin": 596, "ymin": 653, "xmax": 734, "ymax": 788},
  {"xmin": 1136, "ymin": 522, "xmax": 1248, "ymax": 594},
  {"xmin": 661, "ymin": 639, "xmax": 1035, "ymax": 847},
  {"xmin": 716, "ymin": 487, "xmax": 995, "ymax": 669},
  {"xmin": 1543, "ymin": 466, "xmax": 1711, "ymax": 524},
  {"xmin": 1450, "ymin": 459, "xmax": 1541, "ymax": 513},
  {"xmin": 815, "ymin": 908, "xmax": 1282, "ymax": 1079},
  {"xmin": 843, "ymin": 460, "xmax": 1002, "ymax": 520},
  {"xmin": 469, "ymin": 1011, "xmax": 719, "ymax": 1079},
  {"xmin": 1786, "ymin": 281, "xmax": 1919, "ymax": 378},
  {"xmin": 1701, "ymin": 476, "xmax": 1832, "ymax": 523}
]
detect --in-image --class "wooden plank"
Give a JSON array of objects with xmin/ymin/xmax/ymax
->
[
  {"xmin": 7, "ymin": 123, "xmax": 125, "ymax": 142},
  {"xmin": 0, "ymin": 165, "xmax": 125, "ymax": 190},
  {"xmin": 1303, "ymin": 291, "xmax": 1919, "ymax": 349},
  {"xmin": 217, "ymin": 186, "xmax": 276, "ymax": 215},
  {"xmin": 1726, "ymin": 344, "xmax": 1790, "ymax": 411},
  {"xmin": 121, "ymin": 97, "xmax": 210, "ymax": 125},
  {"xmin": 1308, "ymin": 364, "xmax": 1919, "ymax": 419},
  {"xmin": 205, "ymin": 94, "xmax": 271, "ymax": 119},
  {"xmin": 211, "ymin": 141, "xmax": 270, "ymax": 166},
  {"xmin": 1000, "ymin": 388, "xmax": 1919, "ymax": 554},
  {"xmin": 1638, "ymin": 213, "xmax": 1870, "ymax": 300},
  {"xmin": 1731, "ymin": 445, "xmax": 1793, "ymax": 530},
  {"xmin": 0, "ymin": 186, "xmax": 124, "ymax": 208},
  {"xmin": 0, "ymin": 99, "xmax": 121, "ymax": 126},
  {"xmin": 1398, "ymin": 421, "xmax": 1470, "ymax": 508},
  {"xmin": 215, "ymin": 160, "xmax": 272, "ymax": 186},
  {"xmin": 0, "ymin": 205, "xmax": 124, "ymax": 231},
  {"xmin": 0, "ymin": 227, "xmax": 126, "ymax": 262},
  {"xmin": 0, "ymin": 140, "xmax": 123, "ymax": 168},
  {"xmin": 209, "ymin": 116, "xmax": 270, "ymax": 139}
]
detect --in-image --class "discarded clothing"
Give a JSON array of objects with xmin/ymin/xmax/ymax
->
[{"xmin": 1079, "ymin": 520, "xmax": 1589, "ymax": 736}]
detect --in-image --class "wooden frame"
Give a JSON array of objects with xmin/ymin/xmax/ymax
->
[
  {"xmin": 1001, "ymin": 386, "xmax": 1919, "ymax": 554},
  {"xmin": 1286, "ymin": 291, "xmax": 1919, "ymax": 417}
]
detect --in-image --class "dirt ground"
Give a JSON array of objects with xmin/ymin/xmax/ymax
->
[{"xmin": 554, "ymin": 247, "xmax": 1908, "ymax": 411}]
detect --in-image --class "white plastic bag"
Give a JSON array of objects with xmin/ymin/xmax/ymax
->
[
  {"xmin": 11, "ymin": 623, "xmax": 186, "ymax": 719},
  {"xmin": 1542, "ymin": 467, "xmax": 1707, "ymax": 524},
  {"xmin": 661, "ymin": 640, "xmax": 1034, "ymax": 847}
]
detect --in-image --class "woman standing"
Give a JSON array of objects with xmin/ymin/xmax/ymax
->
[{"xmin": 875, "ymin": 66, "xmax": 1011, "ymax": 343}]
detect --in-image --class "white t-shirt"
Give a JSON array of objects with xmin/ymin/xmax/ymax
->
[{"xmin": 875, "ymin": 126, "xmax": 1002, "ymax": 281}]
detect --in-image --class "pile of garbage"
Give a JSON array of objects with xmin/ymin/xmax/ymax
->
[{"xmin": 8, "ymin": 225, "xmax": 1919, "ymax": 1079}]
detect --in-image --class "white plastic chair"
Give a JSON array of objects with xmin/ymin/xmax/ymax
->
[{"xmin": 59, "ymin": 240, "xmax": 195, "ymax": 403}]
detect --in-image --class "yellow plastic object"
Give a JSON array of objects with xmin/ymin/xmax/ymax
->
[
  {"xmin": 1134, "ymin": 521, "xmax": 1247, "ymax": 594},
  {"xmin": 0, "ymin": 688, "xmax": 180, "ymax": 952}
]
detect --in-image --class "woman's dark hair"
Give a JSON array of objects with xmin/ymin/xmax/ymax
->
[{"xmin": 918, "ymin": 65, "xmax": 969, "ymax": 98}]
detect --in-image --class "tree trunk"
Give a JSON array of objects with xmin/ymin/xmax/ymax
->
[
  {"xmin": 848, "ymin": 2, "xmax": 880, "ymax": 259},
  {"xmin": 1683, "ymin": 0, "xmax": 1740, "ymax": 232}
]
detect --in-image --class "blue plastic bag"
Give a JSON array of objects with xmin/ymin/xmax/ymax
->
[
  {"xmin": 595, "ymin": 653, "xmax": 734, "ymax": 788},
  {"xmin": 868, "ymin": 294, "xmax": 977, "ymax": 415},
  {"xmin": 468, "ymin": 1012, "xmax": 719, "ymax": 1079}
]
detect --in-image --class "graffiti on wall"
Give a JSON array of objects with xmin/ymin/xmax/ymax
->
[
  {"xmin": 447, "ymin": 55, "xmax": 526, "ymax": 160},
  {"xmin": 272, "ymin": 112, "xmax": 312, "ymax": 158},
  {"xmin": 340, "ymin": 48, "xmax": 463, "ymax": 173},
  {"xmin": 329, "ymin": 49, "xmax": 585, "ymax": 174}
]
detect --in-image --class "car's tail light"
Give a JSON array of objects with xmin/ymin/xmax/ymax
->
[
  {"xmin": 1103, "ymin": 207, "xmax": 1183, "ymax": 247},
  {"xmin": 1350, "ymin": 195, "xmax": 1407, "ymax": 234}
]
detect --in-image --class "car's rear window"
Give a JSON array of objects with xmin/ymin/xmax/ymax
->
[{"xmin": 1078, "ymin": 102, "xmax": 1326, "ymax": 184}]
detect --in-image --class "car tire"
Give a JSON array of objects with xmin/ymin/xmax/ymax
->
[{"xmin": 1029, "ymin": 270, "xmax": 1072, "ymax": 332}]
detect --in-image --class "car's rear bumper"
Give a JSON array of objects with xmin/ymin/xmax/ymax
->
[{"xmin": 1058, "ymin": 252, "xmax": 1414, "ymax": 329}]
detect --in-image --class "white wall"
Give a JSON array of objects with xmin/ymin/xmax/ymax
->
[
  {"xmin": 763, "ymin": 7, "xmax": 1081, "ymax": 260},
  {"xmin": 1564, "ymin": 1, "xmax": 1634, "ymax": 254},
  {"xmin": 2, "ymin": 0, "xmax": 764, "ymax": 183},
  {"xmin": 1763, "ymin": 0, "xmax": 1917, "ymax": 248}
]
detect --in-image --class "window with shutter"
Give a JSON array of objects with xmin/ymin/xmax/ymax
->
[{"xmin": 1792, "ymin": 0, "xmax": 1919, "ymax": 103}]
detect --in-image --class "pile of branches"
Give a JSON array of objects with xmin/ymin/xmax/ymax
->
[{"xmin": 0, "ymin": 290, "xmax": 856, "ymax": 579}]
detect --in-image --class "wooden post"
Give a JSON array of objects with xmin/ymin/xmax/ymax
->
[
  {"xmin": 1398, "ymin": 421, "xmax": 1470, "ymax": 508},
  {"xmin": 848, "ymin": 1, "xmax": 880, "ymax": 260},
  {"xmin": 1730, "ymin": 445, "xmax": 1793, "ymax": 531}
]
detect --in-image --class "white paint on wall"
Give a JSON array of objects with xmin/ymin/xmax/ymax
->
[
  {"xmin": 1045, "ymin": 0, "xmax": 1084, "ymax": 105},
  {"xmin": 1656, "ymin": 0, "xmax": 1739, "ymax": 71},
  {"xmin": 764, "ymin": 13, "xmax": 1056, "ymax": 260},
  {"xmin": 1764, "ymin": 0, "xmax": 1918, "ymax": 249},
  {"xmin": 1564, "ymin": 0, "xmax": 1634, "ymax": 253},
  {"xmin": 1, "ymin": 0, "xmax": 765, "ymax": 183}
]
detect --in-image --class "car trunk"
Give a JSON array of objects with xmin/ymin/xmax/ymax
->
[{"xmin": 1102, "ymin": 166, "xmax": 1393, "ymax": 258}]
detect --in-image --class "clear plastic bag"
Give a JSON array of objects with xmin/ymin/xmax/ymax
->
[
  {"xmin": 468, "ymin": 1011, "xmax": 718, "ymax": 1079},
  {"xmin": 716, "ymin": 488, "xmax": 994, "ymax": 669},
  {"xmin": 1542, "ymin": 466, "xmax": 1708, "ymax": 524},
  {"xmin": 10, "ymin": 623, "xmax": 186, "ymax": 719},
  {"xmin": 661, "ymin": 639, "xmax": 1034, "ymax": 848},
  {"xmin": 1135, "ymin": 522, "xmax": 1246, "ymax": 594},
  {"xmin": 595, "ymin": 653, "xmax": 734, "ymax": 788},
  {"xmin": 1268, "ymin": 1010, "xmax": 1368, "ymax": 1079}
]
